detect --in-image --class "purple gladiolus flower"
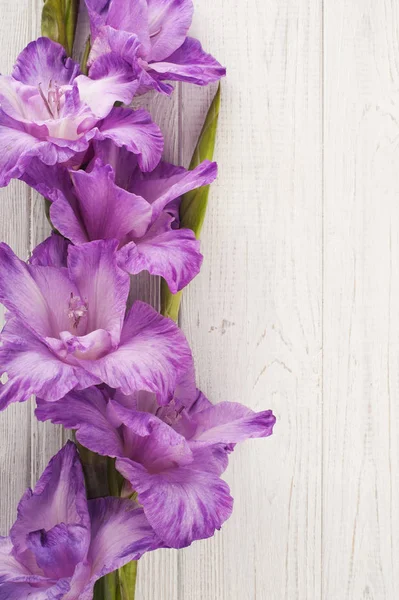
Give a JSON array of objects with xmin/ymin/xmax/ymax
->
[
  {"xmin": 85, "ymin": 0, "xmax": 226, "ymax": 95},
  {"xmin": 0, "ymin": 238, "xmax": 193, "ymax": 410},
  {"xmin": 0, "ymin": 37, "xmax": 164, "ymax": 186},
  {"xmin": 24, "ymin": 145, "xmax": 217, "ymax": 293},
  {"xmin": 36, "ymin": 376, "xmax": 276, "ymax": 549},
  {"xmin": 0, "ymin": 442, "xmax": 162, "ymax": 599}
]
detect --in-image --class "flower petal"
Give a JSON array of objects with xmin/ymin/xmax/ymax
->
[
  {"xmin": 10, "ymin": 442, "xmax": 90, "ymax": 558},
  {"xmin": 29, "ymin": 234, "xmax": 69, "ymax": 268},
  {"xmin": 0, "ymin": 537, "xmax": 31, "ymax": 582},
  {"xmin": 117, "ymin": 456, "xmax": 233, "ymax": 549},
  {"xmin": 130, "ymin": 159, "xmax": 218, "ymax": 220},
  {"xmin": 0, "ymin": 582, "xmax": 68, "ymax": 600},
  {"xmin": 67, "ymin": 161, "xmax": 152, "ymax": 242},
  {"xmin": 111, "ymin": 399, "xmax": 193, "ymax": 469},
  {"xmin": 11, "ymin": 37, "xmax": 80, "ymax": 88},
  {"xmin": 67, "ymin": 240, "xmax": 130, "ymax": 346},
  {"xmin": 120, "ymin": 213, "xmax": 202, "ymax": 293},
  {"xmin": 96, "ymin": 107, "xmax": 164, "ymax": 172},
  {"xmin": 0, "ymin": 109, "xmax": 55, "ymax": 187},
  {"xmin": 75, "ymin": 301, "xmax": 193, "ymax": 401},
  {"xmin": 0, "ymin": 318, "xmax": 86, "ymax": 409},
  {"xmin": 149, "ymin": 37, "xmax": 226, "ymax": 86},
  {"xmin": 36, "ymin": 387, "xmax": 124, "ymax": 458},
  {"xmin": 77, "ymin": 52, "xmax": 141, "ymax": 118},
  {"xmin": 101, "ymin": 0, "xmax": 151, "ymax": 53},
  {"xmin": 27, "ymin": 523, "xmax": 88, "ymax": 579},
  {"xmin": 86, "ymin": 498, "xmax": 163, "ymax": 583},
  {"xmin": 147, "ymin": 0, "xmax": 194, "ymax": 62},
  {"xmin": 188, "ymin": 402, "xmax": 276, "ymax": 446},
  {"xmin": 0, "ymin": 242, "xmax": 79, "ymax": 339}
]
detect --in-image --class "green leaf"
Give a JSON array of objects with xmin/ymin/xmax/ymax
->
[
  {"xmin": 161, "ymin": 84, "xmax": 221, "ymax": 321},
  {"xmin": 42, "ymin": 0, "xmax": 80, "ymax": 56}
]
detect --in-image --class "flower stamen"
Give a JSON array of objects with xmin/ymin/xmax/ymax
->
[{"xmin": 67, "ymin": 292, "xmax": 88, "ymax": 329}]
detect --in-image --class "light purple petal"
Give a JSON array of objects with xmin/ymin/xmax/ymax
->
[
  {"xmin": 90, "ymin": 140, "xmax": 140, "ymax": 189},
  {"xmin": 10, "ymin": 442, "xmax": 90, "ymax": 557},
  {"xmin": 187, "ymin": 402, "xmax": 276, "ymax": 446},
  {"xmin": 0, "ymin": 537, "xmax": 31, "ymax": 582},
  {"xmin": 149, "ymin": 37, "xmax": 226, "ymax": 85},
  {"xmin": 86, "ymin": 498, "xmax": 163, "ymax": 582},
  {"xmin": 0, "ymin": 110, "xmax": 56, "ymax": 187},
  {"xmin": 75, "ymin": 300, "xmax": 193, "ymax": 401},
  {"xmin": 0, "ymin": 319, "xmax": 86, "ymax": 409},
  {"xmin": 96, "ymin": 107, "xmax": 164, "ymax": 172},
  {"xmin": 111, "ymin": 399, "xmax": 193, "ymax": 468},
  {"xmin": 146, "ymin": 0, "xmax": 194, "ymax": 62},
  {"xmin": 36, "ymin": 387, "xmax": 124, "ymax": 458},
  {"xmin": 11, "ymin": 37, "xmax": 80, "ymax": 87},
  {"xmin": 88, "ymin": 26, "xmax": 144, "ymax": 68},
  {"xmin": 29, "ymin": 234, "xmax": 69, "ymax": 268},
  {"xmin": 0, "ymin": 582, "xmax": 69, "ymax": 600},
  {"xmin": 99, "ymin": 0, "xmax": 151, "ymax": 53},
  {"xmin": 66, "ymin": 161, "xmax": 152, "ymax": 242},
  {"xmin": 76, "ymin": 53, "xmax": 140, "ymax": 118},
  {"xmin": 21, "ymin": 159, "xmax": 75, "ymax": 205},
  {"xmin": 0, "ymin": 243, "xmax": 78, "ymax": 340},
  {"xmin": 27, "ymin": 523, "xmax": 88, "ymax": 579},
  {"xmin": 50, "ymin": 196, "xmax": 89, "ymax": 245},
  {"xmin": 117, "ymin": 456, "xmax": 233, "ymax": 548},
  {"xmin": 67, "ymin": 240, "xmax": 130, "ymax": 346},
  {"xmin": 130, "ymin": 159, "xmax": 218, "ymax": 219},
  {"xmin": 120, "ymin": 213, "xmax": 202, "ymax": 293}
]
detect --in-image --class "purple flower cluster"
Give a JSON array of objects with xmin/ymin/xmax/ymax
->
[{"xmin": 0, "ymin": 0, "xmax": 275, "ymax": 596}]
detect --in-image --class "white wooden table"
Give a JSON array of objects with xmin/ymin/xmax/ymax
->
[{"xmin": 2, "ymin": 0, "xmax": 399, "ymax": 598}]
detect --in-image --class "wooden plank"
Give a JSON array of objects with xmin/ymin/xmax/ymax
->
[
  {"xmin": 323, "ymin": 1, "xmax": 399, "ymax": 597},
  {"xmin": 0, "ymin": 0, "xmax": 35, "ymax": 534},
  {"xmin": 178, "ymin": 1, "xmax": 323, "ymax": 598}
]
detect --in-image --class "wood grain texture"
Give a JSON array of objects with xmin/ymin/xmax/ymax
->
[
  {"xmin": 179, "ymin": 1, "xmax": 323, "ymax": 598},
  {"xmin": 323, "ymin": 1, "xmax": 399, "ymax": 598},
  {"xmin": 1, "ymin": 0, "xmax": 399, "ymax": 598}
]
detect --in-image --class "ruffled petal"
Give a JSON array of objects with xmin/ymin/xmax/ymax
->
[
  {"xmin": 117, "ymin": 456, "xmax": 233, "ymax": 549},
  {"xmin": 76, "ymin": 53, "xmax": 140, "ymax": 118},
  {"xmin": 0, "ymin": 537, "xmax": 31, "ymax": 582},
  {"xmin": 67, "ymin": 240, "xmax": 130, "ymax": 346},
  {"xmin": 187, "ymin": 402, "xmax": 276, "ymax": 446},
  {"xmin": 21, "ymin": 159, "xmax": 75, "ymax": 205},
  {"xmin": 29, "ymin": 234, "xmax": 70, "ymax": 268},
  {"xmin": 75, "ymin": 301, "xmax": 193, "ymax": 401},
  {"xmin": 0, "ymin": 582, "xmax": 69, "ymax": 600},
  {"xmin": 0, "ymin": 243, "xmax": 78, "ymax": 339},
  {"xmin": 11, "ymin": 37, "xmax": 80, "ymax": 87},
  {"xmin": 149, "ymin": 37, "xmax": 226, "ymax": 85},
  {"xmin": 0, "ymin": 319, "xmax": 82, "ymax": 409},
  {"xmin": 10, "ymin": 442, "xmax": 90, "ymax": 558},
  {"xmin": 67, "ymin": 161, "xmax": 152, "ymax": 242},
  {"xmin": 88, "ymin": 25, "xmax": 144, "ymax": 68},
  {"xmin": 129, "ymin": 159, "xmax": 218, "ymax": 219},
  {"xmin": 85, "ymin": 498, "xmax": 163, "ymax": 585},
  {"xmin": 111, "ymin": 400, "xmax": 193, "ymax": 469},
  {"xmin": 147, "ymin": 0, "xmax": 193, "ymax": 62},
  {"xmin": 120, "ymin": 213, "xmax": 202, "ymax": 293},
  {"xmin": 0, "ymin": 109, "xmax": 56, "ymax": 187},
  {"xmin": 36, "ymin": 387, "xmax": 124, "ymax": 458},
  {"xmin": 27, "ymin": 523, "xmax": 88, "ymax": 579},
  {"xmin": 101, "ymin": 0, "xmax": 151, "ymax": 53},
  {"xmin": 96, "ymin": 107, "xmax": 164, "ymax": 172}
]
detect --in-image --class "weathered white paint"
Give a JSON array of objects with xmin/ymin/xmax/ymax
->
[{"xmin": 0, "ymin": 0, "xmax": 398, "ymax": 598}]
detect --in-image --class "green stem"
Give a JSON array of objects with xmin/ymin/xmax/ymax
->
[
  {"xmin": 79, "ymin": 447, "xmax": 137, "ymax": 599},
  {"xmin": 81, "ymin": 36, "xmax": 91, "ymax": 75}
]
